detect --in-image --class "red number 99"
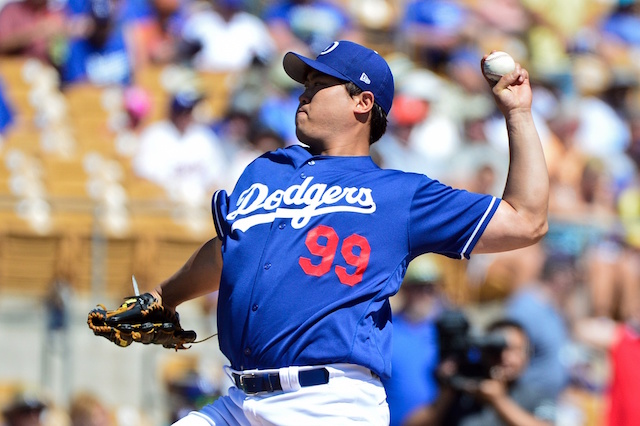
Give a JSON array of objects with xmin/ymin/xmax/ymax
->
[{"xmin": 298, "ymin": 225, "xmax": 371, "ymax": 286}]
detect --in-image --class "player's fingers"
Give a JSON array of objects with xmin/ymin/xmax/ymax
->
[
  {"xmin": 508, "ymin": 64, "xmax": 528, "ymax": 85},
  {"xmin": 491, "ymin": 63, "xmax": 525, "ymax": 91},
  {"xmin": 479, "ymin": 50, "xmax": 497, "ymax": 69}
]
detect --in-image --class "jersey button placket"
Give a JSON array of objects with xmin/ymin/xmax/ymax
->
[{"xmin": 301, "ymin": 158, "xmax": 314, "ymax": 179}]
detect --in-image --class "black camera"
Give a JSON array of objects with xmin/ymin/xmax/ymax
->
[{"xmin": 435, "ymin": 309, "xmax": 507, "ymax": 389}]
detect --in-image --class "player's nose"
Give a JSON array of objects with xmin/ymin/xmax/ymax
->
[{"xmin": 299, "ymin": 88, "xmax": 312, "ymax": 104}]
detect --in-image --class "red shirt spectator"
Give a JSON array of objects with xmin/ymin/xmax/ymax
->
[
  {"xmin": 0, "ymin": 0, "xmax": 67, "ymax": 63},
  {"xmin": 607, "ymin": 323, "xmax": 640, "ymax": 426}
]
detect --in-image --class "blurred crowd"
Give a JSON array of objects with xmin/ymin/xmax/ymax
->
[{"xmin": 1, "ymin": 0, "xmax": 640, "ymax": 425}]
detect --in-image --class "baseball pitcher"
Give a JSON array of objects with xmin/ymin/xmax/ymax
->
[{"xmin": 89, "ymin": 40, "xmax": 548, "ymax": 425}]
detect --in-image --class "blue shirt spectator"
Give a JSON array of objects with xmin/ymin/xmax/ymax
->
[
  {"xmin": 66, "ymin": 0, "xmax": 152, "ymax": 22},
  {"xmin": 263, "ymin": 0, "xmax": 354, "ymax": 55},
  {"xmin": 505, "ymin": 253, "xmax": 575, "ymax": 399},
  {"xmin": 384, "ymin": 315, "xmax": 439, "ymax": 426},
  {"xmin": 60, "ymin": 0, "xmax": 150, "ymax": 86},
  {"xmin": 382, "ymin": 254, "xmax": 444, "ymax": 426},
  {"xmin": 601, "ymin": 4, "xmax": 640, "ymax": 46},
  {"xmin": 400, "ymin": 0, "xmax": 470, "ymax": 70},
  {"xmin": 0, "ymin": 79, "xmax": 14, "ymax": 135}
]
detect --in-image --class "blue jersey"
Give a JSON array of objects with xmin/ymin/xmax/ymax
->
[{"xmin": 211, "ymin": 145, "xmax": 499, "ymax": 379}]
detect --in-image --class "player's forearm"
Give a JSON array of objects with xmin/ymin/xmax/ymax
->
[
  {"xmin": 154, "ymin": 237, "xmax": 222, "ymax": 309},
  {"xmin": 501, "ymin": 109, "xmax": 549, "ymax": 241},
  {"xmin": 474, "ymin": 109, "xmax": 548, "ymax": 253}
]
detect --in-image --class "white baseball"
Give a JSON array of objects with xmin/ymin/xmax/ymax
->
[{"xmin": 483, "ymin": 51, "xmax": 516, "ymax": 82}]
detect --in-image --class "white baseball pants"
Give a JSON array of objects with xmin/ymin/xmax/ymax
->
[{"xmin": 171, "ymin": 364, "xmax": 389, "ymax": 425}]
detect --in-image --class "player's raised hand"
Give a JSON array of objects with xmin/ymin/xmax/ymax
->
[{"xmin": 481, "ymin": 55, "xmax": 532, "ymax": 117}]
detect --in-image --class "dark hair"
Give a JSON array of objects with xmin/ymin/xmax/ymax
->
[
  {"xmin": 345, "ymin": 82, "xmax": 388, "ymax": 145},
  {"xmin": 486, "ymin": 318, "xmax": 527, "ymax": 335},
  {"xmin": 486, "ymin": 318, "xmax": 531, "ymax": 356}
]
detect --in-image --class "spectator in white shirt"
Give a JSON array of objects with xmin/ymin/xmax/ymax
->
[
  {"xmin": 181, "ymin": 0, "xmax": 276, "ymax": 72},
  {"xmin": 133, "ymin": 91, "xmax": 227, "ymax": 205}
]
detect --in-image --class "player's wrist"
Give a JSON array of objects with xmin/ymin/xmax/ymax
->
[
  {"xmin": 504, "ymin": 107, "xmax": 533, "ymax": 122},
  {"xmin": 149, "ymin": 288, "xmax": 175, "ymax": 312}
]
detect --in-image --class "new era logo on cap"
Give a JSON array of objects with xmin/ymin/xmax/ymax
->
[{"xmin": 283, "ymin": 40, "xmax": 394, "ymax": 115}]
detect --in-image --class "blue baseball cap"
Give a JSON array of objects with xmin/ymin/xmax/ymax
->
[
  {"xmin": 170, "ymin": 91, "xmax": 202, "ymax": 112},
  {"xmin": 283, "ymin": 40, "xmax": 394, "ymax": 115}
]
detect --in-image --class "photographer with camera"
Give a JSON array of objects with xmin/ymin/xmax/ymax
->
[{"xmin": 407, "ymin": 316, "xmax": 556, "ymax": 426}]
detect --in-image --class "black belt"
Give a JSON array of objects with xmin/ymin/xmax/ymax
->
[{"xmin": 233, "ymin": 367, "xmax": 330, "ymax": 394}]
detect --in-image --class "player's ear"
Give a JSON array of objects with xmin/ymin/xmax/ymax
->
[{"xmin": 354, "ymin": 91, "xmax": 375, "ymax": 114}]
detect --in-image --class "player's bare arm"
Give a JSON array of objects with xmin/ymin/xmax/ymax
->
[
  {"xmin": 152, "ymin": 237, "xmax": 223, "ymax": 310},
  {"xmin": 473, "ymin": 60, "xmax": 549, "ymax": 254}
]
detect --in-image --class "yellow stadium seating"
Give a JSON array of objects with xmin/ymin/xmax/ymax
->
[{"xmin": 0, "ymin": 59, "xmax": 231, "ymax": 298}]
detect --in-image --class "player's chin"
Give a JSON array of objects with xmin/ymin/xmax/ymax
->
[
  {"xmin": 295, "ymin": 112, "xmax": 307, "ymax": 126},
  {"xmin": 295, "ymin": 126, "xmax": 309, "ymax": 143},
  {"xmin": 296, "ymin": 130, "xmax": 322, "ymax": 151}
]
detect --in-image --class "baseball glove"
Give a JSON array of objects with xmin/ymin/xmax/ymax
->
[{"xmin": 87, "ymin": 293, "xmax": 197, "ymax": 350}]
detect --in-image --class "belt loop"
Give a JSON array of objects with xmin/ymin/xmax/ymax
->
[
  {"xmin": 279, "ymin": 366, "xmax": 301, "ymax": 392},
  {"xmin": 223, "ymin": 365, "xmax": 235, "ymax": 385}
]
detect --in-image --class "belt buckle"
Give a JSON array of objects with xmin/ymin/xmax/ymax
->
[
  {"xmin": 239, "ymin": 373, "xmax": 270, "ymax": 394},
  {"xmin": 238, "ymin": 373, "xmax": 253, "ymax": 388},
  {"xmin": 238, "ymin": 373, "xmax": 256, "ymax": 393}
]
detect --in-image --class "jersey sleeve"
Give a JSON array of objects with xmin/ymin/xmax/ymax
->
[
  {"xmin": 409, "ymin": 177, "xmax": 500, "ymax": 259},
  {"xmin": 211, "ymin": 189, "xmax": 230, "ymax": 240}
]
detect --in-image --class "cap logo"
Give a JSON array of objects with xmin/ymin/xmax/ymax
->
[
  {"xmin": 319, "ymin": 41, "xmax": 339, "ymax": 55},
  {"xmin": 359, "ymin": 73, "xmax": 371, "ymax": 84}
]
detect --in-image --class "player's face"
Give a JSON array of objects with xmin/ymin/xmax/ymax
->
[{"xmin": 295, "ymin": 71, "xmax": 354, "ymax": 150}]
